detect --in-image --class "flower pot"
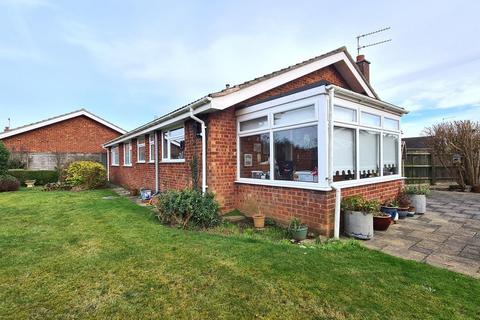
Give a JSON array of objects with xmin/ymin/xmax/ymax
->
[
  {"xmin": 397, "ymin": 207, "xmax": 409, "ymax": 219},
  {"xmin": 252, "ymin": 214, "xmax": 265, "ymax": 229},
  {"xmin": 407, "ymin": 206, "xmax": 416, "ymax": 217},
  {"xmin": 408, "ymin": 194, "xmax": 426, "ymax": 214},
  {"xmin": 25, "ymin": 180, "xmax": 36, "ymax": 188},
  {"xmin": 344, "ymin": 210, "xmax": 373, "ymax": 240},
  {"xmin": 381, "ymin": 206, "xmax": 398, "ymax": 221},
  {"xmin": 373, "ymin": 215, "xmax": 391, "ymax": 231},
  {"xmin": 292, "ymin": 226, "xmax": 308, "ymax": 241}
]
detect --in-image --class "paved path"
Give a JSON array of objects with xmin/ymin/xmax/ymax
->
[{"xmin": 364, "ymin": 191, "xmax": 480, "ymax": 278}]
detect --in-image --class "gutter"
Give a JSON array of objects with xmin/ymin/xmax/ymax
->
[{"xmin": 189, "ymin": 107, "xmax": 207, "ymax": 194}]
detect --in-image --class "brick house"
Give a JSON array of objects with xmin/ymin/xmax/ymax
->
[
  {"xmin": 0, "ymin": 109, "xmax": 126, "ymax": 170},
  {"xmin": 104, "ymin": 47, "xmax": 408, "ymax": 237}
]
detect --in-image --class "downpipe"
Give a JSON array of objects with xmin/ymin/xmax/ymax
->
[{"xmin": 189, "ymin": 107, "xmax": 207, "ymax": 194}]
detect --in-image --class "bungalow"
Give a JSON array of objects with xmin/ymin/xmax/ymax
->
[{"xmin": 103, "ymin": 47, "xmax": 408, "ymax": 237}]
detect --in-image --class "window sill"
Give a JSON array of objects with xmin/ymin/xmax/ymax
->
[
  {"xmin": 123, "ymin": 164, "xmax": 132, "ymax": 167},
  {"xmin": 148, "ymin": 160, "xmax": 155, "ymax": 164},
  {"xmin": 331, "ymin": 175, "xmax": 404, "ymax": 188},
  {"xmin": 137, "ymin": 161, "xmax": 146, "ymax": 164},
  {"xmin": 161, "ymin": 159, "xmax": 185, "ymax": 163},
  {"xmin": 111, "ymin": 164, "xmax": 119, "ymax": 167},
  {"xmin": 235, "ymin": 178, "xmax": 331, "ymax": 191}
]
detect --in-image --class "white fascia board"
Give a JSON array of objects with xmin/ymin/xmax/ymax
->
[
  {"xmin": 0, "ymin": 110, "xmax": 126, "ymax": 140},
  {"xmin": 339, "ymin": 52, "xmax": 375, "ymax": 98}
]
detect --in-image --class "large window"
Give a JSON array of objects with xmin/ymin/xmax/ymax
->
[
  {"xmin": 238, "ymin": 103, "xmax": 319, "ymax": 185},
  {"xmin": 333, "ymin": 127, "xmax": 356, "ymax": 181},
  {"xmin": 383, "ymin": 133, "xmax": 399, "ymax": 175},
  {"xmin": 162, "ymin": 127, "xmax": 185, "ymax": 161},
  {"xmin": 137, "ymin": 136, "xmax": 146, "ymax": 163},
  {"xmin": 149, "ymin": 134, "xmax": 155, "ymax": 162},
  {"xmin": 334, "ymin": 105, "xmax": 356, "ymax": 122},
  {"xmin": 124, "ymin": 142, "xmax": 132, "ymax": 166},
  {"xmin": 111, "ymin": 146, "xmax": 119, "ymax": 166},
  {"xmin": 359, "ymin": 130, "xmax": 380, "ymax": 179}
]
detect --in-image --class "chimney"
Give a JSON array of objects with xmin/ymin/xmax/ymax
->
[
  {"xmin": 4, "ymin": 126, "xmax": 9, "ymax": 132},
  {"xmin": 356, "ymin": 55, "xmax": 371, "ymax": 82}
]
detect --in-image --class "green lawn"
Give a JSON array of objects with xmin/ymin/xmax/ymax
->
[{"xmin": 0, "ymin": 189, "xmax": 479, "ymax": 319}]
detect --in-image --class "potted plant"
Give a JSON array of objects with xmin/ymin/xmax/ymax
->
[
  {"xmin": 381, "ymin": 199, "xmax": 399, "ymax": 222},
  {"xmin": 341, "ymin": 196, "xmax": 374, "ymax": 240},
  {"xmin": 404, "ymin": 185, "xmax": 430, "ymax": 215},
  {"xmin": 397, "ymin": 192, "xmax": 411, "ymax": 219},
  {"xmin": 24, "ymin": 179, "xmax": 36, "ymax": 188},
  {"xmin": 407, "ymin": 205, "xmax": 416, "ymax": 217},
  {"xmin": 243, "ymin": 196, "xmax": 265, "ymax": 229},
  {"xmin": 289, "ymin": 217, "xmax": 308, "ymax": 241}
]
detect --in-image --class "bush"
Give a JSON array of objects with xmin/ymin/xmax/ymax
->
[
  {"xmin": 64, "ymin": 161, "xmax": 107, "ymax": 190},
  {"xmin": 8, "ymin": 169, "xmax": 59, "ymax": 185},
  {"xmin": 0, "ymin": 174, "xmax": 20, "ymax": 192},
  {"xmin": 7, "ymin": 157, "xmax": 26, "ymax": 169},
  {"xmin": 0, "ymin": 141, "xmax": 10, "ymax": 175},
  {"xmin": 156, "ymin": 189, "xmax": 221, "ymax": 229},
  {"xmin": 43, "ymin": 182, "xmax": 70, "ymax": 192}
]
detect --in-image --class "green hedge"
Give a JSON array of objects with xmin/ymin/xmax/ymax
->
[{"xmin": 8, "ymin": 169, "xmax": 59, "ymax": 186}]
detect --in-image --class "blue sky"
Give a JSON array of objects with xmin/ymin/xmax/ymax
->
[{"xmin": 0, "ymin": 0, "xmax": 479, "ymax": 137}]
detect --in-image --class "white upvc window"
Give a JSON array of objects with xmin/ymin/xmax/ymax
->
[
  {"xmin": 149, "ymin": 134, "xmax": 155, "ymax": 163},
  {"xmin": 162, "ymin": 126, "xmax": 185, "ymax": 162},
  {"xmin": 237, "ymin": 99, "xmax": 321, "ymax": 189},
  {"xmin": 124, "ymin": 141, "xmax": 132, "ymax": 166},
  {"xmin": 111, "ymin": 146, "xmax": 119, "ymax": 166},
  {"xmin": 333, "ymin": 99, "xmax": 401, "ymax": 183},
  {"xmin": 137, "ymin": 136, "xmax": 146, "ymax": 163}
]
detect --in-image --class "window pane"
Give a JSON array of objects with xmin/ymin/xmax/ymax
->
[
  {"xmin": 240, "ymin": 116, "xmax": 268, "ymax": 132},
  {"xmin": 240, "ymin": 133, "xmax": 270, "ymax": 179},
  {"xmin": 169, "ymin": 127, "xmax": 184, "ymax": 138},
  {"xmin": 138, "ymin": 136, "xmax": 145, "ymax": 145},
  {"xmin": 125, "ymin": 143, "xmax": 130, "ymax": 164},
  {"xmin": 273, "ymin": 105, "xmax": 315, "ymax": 127},
  {"xmin": 274, "ymin": 126, "xmax": 318, "ymax": 182},
  {"xmin": 383, "ymin": 133, "xmax": 399, "ymax": 175},
  {"xmin": 334, "ymin": 106, "xmax": 356, "ymax": 122},
  {"xmin": 361, "ymin": 112, "xmax": 381, "ymax": 127},
  {"xmin": 138, "ymin": 145, "xmax": 145, "ymax": 162},
  {"xmin": 384, "ymin": 117, "xmax": 399, "ymax": 131},
  {"xmin": 150, "ymin": 143, "xmax": 155, "ymax": 161},
  {"xmin": 359, "ymin": 130, "xmax": 380, "ymax": 179},
  {"xmin": 170, "ymin": 136, "xmax": 185, "ymax": 159},
  {"xmin": 162, "ymin": 133, "xmax": 168, "ymax": 159},
  {"xmin": 333, "ymin": 127, "xmax": 356, "ymax": 181}
]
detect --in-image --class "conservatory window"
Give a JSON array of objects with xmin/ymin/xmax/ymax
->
[
  {"xmin": 359, "ymin": 130, "xmax": 380, "ymax": 179},
  {"xmin": 384, "ymin": 117, "xmax": 399, "ymax": 131},
  {"xmin": 273, "ymin": 105, "xmax": 315, "ymax": 127},
  {"xmin": 383, "ymin": 133, "xmax": 399, "ymax": 175},
  {"xmin": 333, "ymin": 127, "xmax": 356, "ymax": 181},
  {"xmin": 124, "ymin": 142, "xmax": 132, "ymax": 166},
  {"xmin": 361, "ymin": 111, "xmax": 381, "ymax": 127},
  {"xmin": 274, "ymin": 125, "xmax": 318, "ymax": 182},
  {"xmin": 334, "ymin": 105, "xmax": 357, "ymax": 122},
  {"xmin": 239, "ymin": 133, "xmax": 270, "ymax": 179},
  {"xmin": 239, "ymin": 116, "xmax": 268, "ymax": 132},
  {"xmin": 137, "ymin": 136, "xmax": 146, "ymax": 163},
  {"xmin": 162, "ymin": 127, "xmax": 185, "ymax": 161}
]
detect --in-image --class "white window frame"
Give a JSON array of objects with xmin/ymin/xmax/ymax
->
[
  {"xmin": 161, "ymin": 125, "xmax": 185, "ymax": 163},
  {"xmin": 111, "ymin": 146, "xmax": 119, "ymax": 166},
  {"xmin": 137, "ymin": 136, "xmax": 146, "ymax": 163},
  {"xmin": 332, "ymin": 97, "xmax": 402, "ymax": 188},
  {"xmin": 123, "ymin": 141, "xmax": 132, "ymax": 166},
  {"xmin": 149, "ymin": 134, "xmax": 155, "ymax": 163}
]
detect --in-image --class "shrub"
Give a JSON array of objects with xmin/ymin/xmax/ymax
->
[
  {"xmin": 7, "ymin": 156, "xmax": 26, "ymax": 169},
  {"xmin": 156, "ymin": 189, "xmax": 221, "ymax": 229},
  {"xmin": 341, "ymin": 196, "xmax": 380, "ymax": 213},
  {"xmin": 43, "ymin": 182, "xmax": 70, "ymax": 192},
  {"xmin": 404, "ymin": 184, "xmax": 430, "ymax": 195},
  {"xmin": 0, "ymin": 141, "xmax": 10, "ymax": 175},
  {"xmin": 8, "ymin": 169, "xmax": 59, "ymax": 185},
  {"xmin": 64, "ymin": 161, "xmax": 107, "ymax": 190},
  {"xmin": 0, "ymin": 174, "xmax": 20, "ymax": 192}
]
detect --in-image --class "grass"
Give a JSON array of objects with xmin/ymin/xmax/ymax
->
[{"xmin": 0, "ymin": 189, "xmax": 479, "ymax": 319}]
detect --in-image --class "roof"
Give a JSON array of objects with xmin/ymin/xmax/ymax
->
[
  {"xmin": 0, "ymin": 108, "xmax": 126, "ymax": 140},
  {"xmin": 104, "ymin": 47, "xmax": 405, "ymax": 147},
  {"xmin": 403, "ymin": 136, "xmax": 431, "ymax": 149}
]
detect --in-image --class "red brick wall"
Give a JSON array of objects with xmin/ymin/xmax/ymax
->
[{"xmin": 2, "ymin": 115, "xmax": 121, "ymax": 153}]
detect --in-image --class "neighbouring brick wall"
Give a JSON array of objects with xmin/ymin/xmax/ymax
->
[
  {"xmin": 235, "ymin": 179, "xmax": 404, "ymax": 237},
  {"xmin": 2, "ymin": 115, "xmax": 121, "ymax": 154}
]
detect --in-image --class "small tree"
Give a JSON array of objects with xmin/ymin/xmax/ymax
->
[
  {"xmin": 0, "ymin": 141, "xmax": 10, "ymax": 175},
  {"xmin": 424, "ymin": 120, "xmax": 480, "ymax": 189}
]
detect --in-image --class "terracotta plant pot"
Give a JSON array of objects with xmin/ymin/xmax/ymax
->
[
  {"xmin": 373, "ymin": 215, "xmax": 391, "ymax": 231},
  {"xmin": 252, "ymin": 214, "xmax": 265, "ymax": 229}
]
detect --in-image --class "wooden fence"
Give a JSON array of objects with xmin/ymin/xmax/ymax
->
[{"xmin": 403, "ymin": 148, "xmax": 456, "ymax": 184}]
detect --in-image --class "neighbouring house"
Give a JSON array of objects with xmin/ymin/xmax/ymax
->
[
  {"xmin": 104, "ymin": 47, "xmax": 408, "ymax": 237},
  {"xmin": 0, "ymin": 109, "xmax": 126, "ymax": 170}
]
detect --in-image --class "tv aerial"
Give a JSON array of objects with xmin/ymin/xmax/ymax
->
[{"xmin": 356, "ymin": 27, "xmax": 392, "ymax": 55}]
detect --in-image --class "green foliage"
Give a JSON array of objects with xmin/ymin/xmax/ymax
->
[
  {"xmin": 43, "ymin": 182, "xmax": 70, "ymax": 192},
  {"xmin": 64, "ymin": 161, "xmax": 107, "ymax": 190},
  {"xmin": 0, "ymin": 141, "xmax": 10, "ymax": 175},
  {"xmin": 0, "ymin": 174, "xmax": 20, "ymax": 192},
  {"xmin": 382, "ymin": 198, "xmax": 399, "ymax": 208},
  {"xmin": 288, "ymin": 217, "xmax": 306, "ymax": 230},
  {"xmin": 341, "ymin": 196, "xmax": 380, "ymax": 213},
  {"xmin": 8, "ymin": 169, "xmax": 59, "ymax": 185},
  {"xmin": 7, "ymin": 157, "xmax": 26, "ymax": 169},
  {"xmin": 156, "ymin": 188, "xmax": 221, "ymax": 229},
  {"xmin": 404, "ymin": 184, "xmax": 431, "ymax": 195}
]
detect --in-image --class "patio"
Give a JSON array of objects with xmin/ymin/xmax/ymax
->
[{"xmin": 364, "ymin": 190, "xmax": 480, "ymax": 278}]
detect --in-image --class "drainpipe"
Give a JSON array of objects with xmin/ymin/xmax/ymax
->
[
  {"xmin": 106, "ymin": 147, "xmax": 110, "ymax": 182},
  {"xmin": 189, "ymin": 107, "xmax": 207, "ymax": 194},
  {"xmin": 154, "ymin": 130, "xmax": 159, "ymax": 192},
  {"xmin": 327, "ymin": 86, "xmax": 341, "ymax": 239}
]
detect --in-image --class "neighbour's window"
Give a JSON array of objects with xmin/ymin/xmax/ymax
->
[
  {"xmin": 239, "ymin": 133, "xmax": 270, "ymax": 179},
  {"xmin": 149, "ymin": 134, "xmax": 155, "ymax": 162},
  {"xmin": 274, "ymin": 126, "xmax": 318, "ymax": 182},
  {"xmin": 124, "ymin": 142, "xmax": 132, "ymax": 166},
  {"xmin": 359, "ymin": 130, "xmax": 380, "ymax": 179},
  {"xmin": 384, "ymin": 117, "xmax": 399, "ymax": 131},
  {"xmin": 334, "ymin": 105, "xmax": 356, "ymax": 122},
  {"xmin": 333, "ymin": 127, "xmax": 356, "ymax": 181},
  {"xmin": 383, "ymin": 133, "xmax": 399, "ymax": 175},
  {"xmin": 162, "ymin": 127, "xmax": 185, "ymax": 161},
  {"xmin": 137, "ymin": 136, "xmax": 146, "ymax": 162},
  {"xmin": 361, "ymin": 111, "xmax": 381, "ymax": 127},
  {"xmin": 111, "ymin": 146, "xmax": 119, "ymax": 165}
]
